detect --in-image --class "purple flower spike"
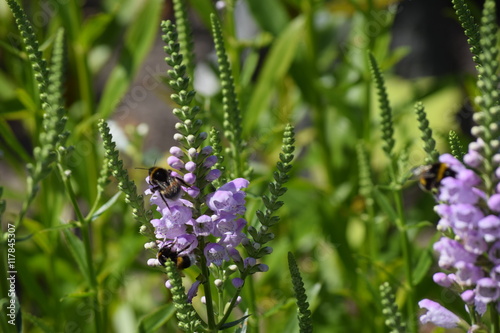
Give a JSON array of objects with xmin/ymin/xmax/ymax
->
[
  {"xmin": 418, "ymin": 299, "xmax": 461, "ymax": 329},
  {"xmin": 204, "ymin": 243, "xmax": 229, "ymax": 266},
  {"xmin": 475, "ymin": 278, "xmax": 500, "ymax": 304}
]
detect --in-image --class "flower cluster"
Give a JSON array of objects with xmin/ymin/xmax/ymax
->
[
  {"xmin": 145, "ymin": 144, "xmax": 250, "ymax": 270},
  {"xmin": 419, "ymin": 152, "xmax": 500, "ymax": 329}
]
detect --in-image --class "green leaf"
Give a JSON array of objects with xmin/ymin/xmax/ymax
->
[
  {"xmin": 412, "ymin": 232, "xmax": 440, "ymax": 285},
  {"xmin": 372, "ymin": 187, "xmax": 398, "ymax": 222},
  {"xmin": 23, "ymin": 312, "xmax": 55, "ymax": 333},
  {"xmin": 95, "ymin": 0, "xmax": 163, "ymax": 120},
  {"xmin": 187, "ymin": 0, "xmax": 215, "ymax": 27},
  {"xmin": 0, "ymin": 118, "xmax": 31, "ymax": 163},
  {"xmin": 62, "ymin": 229, "xmax": 90, "ymax": 285},
  {"xmin": 412, "ymin": 248, "xmax": 434, "ymax": 286},
  {"xmin": 137, "ymin": 303, "xmax": 176, "ymax": 333},
  {"xmin": 219, "ymin": 315, "xmax": 251, "ymax": 330},
  {"xmin": 78, "ymin": 13, "xmax": 114, "ymax": 50},
  {"xmin": 246, "ymin": 0, "xmax": 289, "ymax": 34},
  {"xmin": 243, "ymin": 16, "xmax": 305, "ymax": 136},
  {"xmin": 90, "ymin": 192, "xmax": 122, "ymax": 221}
]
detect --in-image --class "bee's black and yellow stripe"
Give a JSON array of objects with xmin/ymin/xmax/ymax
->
[
  {"xmin": 157, "ymin": 245, "xmax": 192, "ymax": 270},
  {"xmin": 417, "ymin": 162, "xmax": 456, "ymax": 191}
]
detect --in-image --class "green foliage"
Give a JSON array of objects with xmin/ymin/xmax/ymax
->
[{"xmin": 0, "ymin": 0, "xmax": 485, "ymax": 332}]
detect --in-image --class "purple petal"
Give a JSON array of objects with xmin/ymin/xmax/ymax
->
[{"xmin": 418, "ymin": 299, "xmax": 460, "ymax": 328}]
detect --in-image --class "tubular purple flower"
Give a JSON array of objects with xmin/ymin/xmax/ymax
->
[
  {"xmin": 184, "ymin": 173, "xmax": 196, "ymax": 184},
  {"xmin": 204, "ymin": 243, "xmax": 230, "ymax": 266},
  {"xmin": 167, "ymin": 156, "xmax": 184, "ymax": 170},
  {"xmin": 455, "ymin": 261, "xmax": 484, "ymax": 286},
  {"xmin": 439, "ymin": 178, "xmax": 480, "ymax": 205},
  {"xmin": 478, "ymin": 215, "xmax": 500, "ymax": 242},
  {"xmin": 463, "ymin": 232, "xmax": 488, "ymax": 255},
  {"xmin": 419, "ymin": 299, "xmax": 461, "ymax": 329},
  {"xmin": 487, "ymin": 241, "xmax": 500, "ymax": 265},
  {"xmin": 450, "ymin": 204, "xmax": 483, "ymax": 235},
  {"xmin": 185, "ymin": 161, "xmax": 196, "ymax": 172},
  {"xmin": 475, "ymin": 278, "xmax": 500, "ymax": 304},
  {"xmin": 187, "ymin": 280, "xmax": 201, "ymax": 303},
  {"xmin": 433, "ymin": 272, "xmax": 453, "ymax": 287},
  {"xmin": 169, "ymin": 146, "xmax": 184, "ymax": 157},
  {"xmin": 201, "ymin": 146, "xmax": 213, "ymax": 155},
  {"xmin": 203, "ymin": 155, "xmax": 218, "ymax": 168},
  {"xmin": 206, "ymin": 178, "xmax": 249, "ymax": 216},
  {"xmin": 186, "ymin": 186, "xmax": 200, "ymax": 198},
  {"xmin": 488, "ymin": 194, "xmax": 500, "ymax": 212},
  {"xmin": 461, "ymin": 290, "xmax": 475, "ymax": 304},
  {"xmin": 193, "ymin": 215, "xmax": 215, "ymax": 236},
  {"xmin": 434, "ymin": 237, "xmax": 477, "ymax": 269},
  {"xmin": 206, "ymin": 169, "xmax": 222, "ymax": 182},
  {"xmin": 244, "ymin": 257, "xmax": 256, "ymax": 268},
  {"xmin": 232, "ymin": 278, "xmax": 244, "ymax": 288}
]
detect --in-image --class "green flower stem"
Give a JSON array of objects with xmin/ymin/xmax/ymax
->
[
  {"xmin": 391, "ymin": 186, "xmax": 416, "ymax": 333},
  {"xmin": 56, "ymin": 161, "xmax": 102, "ymax": 332},
  {"xmin": 199, "ymin": 238, "xmax": 216, "ymax": 331},
  {"xmin": 490, "ymin": 303, "xmax": 499, "ymax": 333},
  {"xmin": 74, "ymin": 46, "xmax": 95, "ymax": 119},
  {"xmin": 217, "ymin": 277, "xmax": 245, "ymax": 328}
]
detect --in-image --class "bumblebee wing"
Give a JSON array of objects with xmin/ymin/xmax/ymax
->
[{"xmin": 410, "ymin": 165, "xmax": 433, "ymax": 180}]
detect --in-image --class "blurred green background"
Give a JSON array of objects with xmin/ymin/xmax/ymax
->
[{"xmin": 0, "ymin": 0, "xmax": 481, "ymax": 332}]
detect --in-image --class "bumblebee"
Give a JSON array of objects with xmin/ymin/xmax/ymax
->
[
  {"xmin": 148, "ymin": 167, "xmax": 189, "ymax": 207},
  {"xmin": 157, "ymin": 242, "xmax": 192, "ymax": 270},
  {"xmin": 412, "ymin": 162, "xmax": 456, "ymax": 191}
]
